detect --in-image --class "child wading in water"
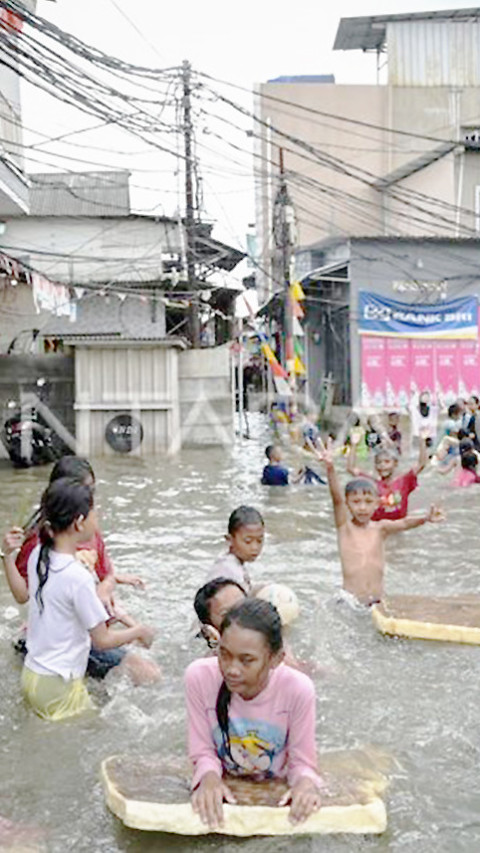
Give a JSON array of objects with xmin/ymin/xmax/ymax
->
[
  {"xmin": 261, "ymin": 445, "xmax": 290, "ymax": 486},
  {"xmin": 12, "ymin": 455, "xmax": 159, "ymax": 684},
  {"xmin": 185, "ymin": 598, "xmax": 322, "ymax": 828},
  {"xmin": 318, "ymin": 439, "xmax": 444, "ymax": 605},
  {"xmin": 205, "ymin": 506, "xmax": 264, "ymax": 594},
  {"xmin": 194, "ymin": 577, "xmax": 246, "ymax": 649},
  {"xmin": 347, "ymin": 432, "xmax": 428, "ymax": 521},
  {"xmin": 2, "ymin": 478, "xmax": 155, "ymax": 721}
]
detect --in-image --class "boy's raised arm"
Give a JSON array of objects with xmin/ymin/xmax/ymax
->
[
  {"xmin": 413, "ymin": 435, "xmax": 428, "ymax": 475},
  {"xmin": 380, "ymin": 504, "xmax": 445, "ymax": 536},
  {"xmin": 346, "ymin": 431, "xmax": 371, "ymax": 478},
  {"xmin": 315, "ymin": 439, "xmax": 348, "ymax": 528}
]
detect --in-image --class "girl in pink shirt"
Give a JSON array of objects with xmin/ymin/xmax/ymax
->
[
  {"xmin": 452, "ymin": 450, "xmax": 480, "ymax": 487},
  {"xmin": 185, "ymin": 598, "xmax": 322, "ymax": 829}
]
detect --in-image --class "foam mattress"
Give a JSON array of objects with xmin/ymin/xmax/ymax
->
[
  {"xmin": 372, "ymin": 594, "xmax": 480, "ymax": 644},
  {"xmin": 101, "ymin": 748, "xmax": 388, "ymax": 836}
]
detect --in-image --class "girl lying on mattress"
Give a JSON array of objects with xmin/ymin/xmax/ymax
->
[{"xmin": 185, "ymin": 598, "xmax": 323, "ymax": 828}]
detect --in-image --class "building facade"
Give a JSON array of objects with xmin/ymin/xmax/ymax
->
[{"xmin": 255, "ymin": 8, "xmax": 480, "ymax": 305}]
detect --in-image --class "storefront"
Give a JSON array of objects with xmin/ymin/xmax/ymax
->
[{"xmin": 359, "ymin": 291, "xmax": 479, "ymax": 408}]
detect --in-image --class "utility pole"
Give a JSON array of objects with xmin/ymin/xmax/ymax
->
[
  {"xmin": 182, "ymin": 59, "xmax": 200, "ymax": 347},
  {"xmin": 273, "ymin": 148, "xmax": 297, "ymax": 395}
]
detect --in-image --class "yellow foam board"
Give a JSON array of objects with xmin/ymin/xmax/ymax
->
[
  {"xmin": 101, "ymin": 749, "xmax": 388, "ymax": 836},
  {"xmin": 372, "ymin": 594, "xmax": 480, "ymax": 644}
]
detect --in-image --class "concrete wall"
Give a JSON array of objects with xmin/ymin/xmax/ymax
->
[
  {"xmin": 178, "ymin": 344, "xmax": 234, "ymax": 446},
  {"xmin": 348, "ymin": 238, "xmax": 480, "ymax": 403},
  {"xmin": 1, "ymin": 216, "xmax": 182, "ymax": 284},
  {"xmin": 0, "ymin": 282, "xmax": 53, "ymax": 354}
]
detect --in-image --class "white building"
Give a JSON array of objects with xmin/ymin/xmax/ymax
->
[
  {"xmin": 255, "ymin": 7, "xmax": 480, "ymax": 304},
  {"xmin": 0, "ymin": 1, "xmax": 36, "ymax": 215}
]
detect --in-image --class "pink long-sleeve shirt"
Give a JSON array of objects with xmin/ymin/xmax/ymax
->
[{"xmin": 185, "ymin": 656, "xmax": 321, "ymax": 790}]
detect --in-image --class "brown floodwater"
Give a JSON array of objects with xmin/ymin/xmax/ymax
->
[{"xmin": 0, "ymin": 414, "xmax": 479, "ymax": 852}]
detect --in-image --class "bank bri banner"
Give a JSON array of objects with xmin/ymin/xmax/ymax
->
[{"xmin": 358, "ymin": 291, "xmax": 478, "ymax": 339}]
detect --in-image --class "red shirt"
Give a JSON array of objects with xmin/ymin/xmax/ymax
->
[
  {"xmin": 16, "ymin": 528, "xmax": 113, "ymax": 585},
  {"xmin": 372, "ymin": 469, "xmax": 418, "ymax": 521}
]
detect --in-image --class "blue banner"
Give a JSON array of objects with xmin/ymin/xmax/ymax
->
[{"xmin": 358, "ymin": 291, "xmax": 478, "ymax": 339}]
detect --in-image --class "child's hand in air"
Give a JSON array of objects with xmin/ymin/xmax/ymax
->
[
  {"xmin": 315, "ymin": 436, "xmax": 335, "ymax": 466},
  {"xmin": 278, "ymin": 776, "xmax": 322, "ymax": 824},
  {"xmin": 426, "ymin": 504, "xmax": 446, "ymax": 524},
  {"xmin": 191, "ymin": 771, "xmax": 236, "ymax": 829},
  {"xmin": 137, "ymin": 625, "xmax": 156, "ymax": 648},
  {"xmin": 2, "ymin": 527, "xmax": 24, "ymax": 556}
]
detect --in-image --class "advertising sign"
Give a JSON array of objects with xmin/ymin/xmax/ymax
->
[{"xmin": 359, "ymin": 292, "xmax": 478, "ymax": 339}]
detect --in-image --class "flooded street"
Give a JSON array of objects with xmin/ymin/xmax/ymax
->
[{"xmin": 1, "ymin": 415, "xmax": 479, "ymax": 852}]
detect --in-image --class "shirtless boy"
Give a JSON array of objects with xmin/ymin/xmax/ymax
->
[{"xmin": 318, "ymin": 439, "xmax": 444, "ymax": 604}]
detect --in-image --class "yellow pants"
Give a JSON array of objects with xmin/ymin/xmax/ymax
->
[{"xmin": 21, "ymin": 666, "xmax": 94, "ymax": 721}]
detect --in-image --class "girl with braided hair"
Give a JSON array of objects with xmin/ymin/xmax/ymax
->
[
  {"xmin": 2, "ymin": 477, "xmax": 155, "ymax": 721},
  {"xmin": 185, "ymin": 598, "xmax": 322, "ymax": 829}
]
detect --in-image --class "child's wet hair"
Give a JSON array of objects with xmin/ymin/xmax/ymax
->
[
  {"xmin": 345, "ymin": 478, "xmax": 378, "ymax": 498},
  {"xmin": 216, "ymin": 599, "xmax": 283, "ymax": 760},
  {"xmin": 374, "ymin": 446, "xmax": 398, "ymax": 463},
  {"xmin": 461, "ymin": 450, "xmax": 478, "ymax": 471},
  {"xmin": 193, "ymin": 577, "xmax": 245, "ymax": 625},
  {"xmin": 228, "ymin": 505, "xmax": 264, "ymax": 534},
  {"xmin": 448, "ymin": 403, "xmax": 462, "ymax": 419},
  {"xmin": 265, "ymin": 445, "xmax": 275, "ymax": 461},
  {"xmin": 50, "ymin": 455, "xmax": 95, "ymax": 486},
  {"xmin": 36, "ymin": 477, "xmax": 94, "ymax": 613}
]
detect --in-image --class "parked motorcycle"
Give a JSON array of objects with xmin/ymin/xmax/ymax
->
[
  {"xmin": 2, "ymin": 403, "xmax": 58, "ymax": 468},
  {"xmin": 1, "ymin": 380, "xmax": 70, "ymax": 468}
]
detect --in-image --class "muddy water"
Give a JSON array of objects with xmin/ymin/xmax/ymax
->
[{"xmin": 0, "ymin": 415, "xmax": 479, "ymax": 852}]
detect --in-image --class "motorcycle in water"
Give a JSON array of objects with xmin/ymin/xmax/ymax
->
[
  {"xmin": 1, "ymin": 403, "xmax": 58, "ymax": 468},
  {"xmin": 1, "ymin": 380, "xmax": 71, "ymax": 468}
]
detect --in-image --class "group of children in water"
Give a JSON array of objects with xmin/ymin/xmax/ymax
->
[{"xmin": 0, "ymin": 394, "xmax": 472, "ymax": 829}]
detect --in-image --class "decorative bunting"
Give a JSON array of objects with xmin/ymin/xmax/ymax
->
[
  {"xmin": 290, "ymin": 281, "xmax": 305, "ymax": 301},
  {"xmin": 294, "ymin": 355, "xmax": 306, "ymax": 375}
]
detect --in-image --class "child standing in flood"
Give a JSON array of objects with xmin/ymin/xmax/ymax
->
[
  {"xmin": 205, "ymin": 507, "xmax": 264, "ymax": 595},
  {"xmin": 2, "ymin": 478, "xmax": 155, "ymax": 720},
  {"xmin": 317, "ymin": 439, "xmax": 445, "ymax": 605},
  {"xmin": 347, "ymin": 433, "xmax": 428, "ymax": 521}
]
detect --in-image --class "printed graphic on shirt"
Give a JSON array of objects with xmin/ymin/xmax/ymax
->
[
  {"xmin": 213, "ymin": 717, "xmax": 287, "ymax": 779},
  {"xmin": 379, "ymin": 491, "xmax": 402, "ymax": 510}
]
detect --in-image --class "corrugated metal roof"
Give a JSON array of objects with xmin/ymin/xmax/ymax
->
[
  {"xmin": 389, "ymin": 19, "xmax": 480, "ymax": 86},
  {"xmin": 28, "ymin": 170, "xmax": 131, "ymax": 216},
  {"xmin": 334, "ymin": 8, "xmax": 480, "ymax": 51},
  {"xmin": 41, "ymin": 292, "xmax": 166, "ymax": 340}
]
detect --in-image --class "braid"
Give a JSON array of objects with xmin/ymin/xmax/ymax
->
[
  {"xmin": 215, "ymin": 599, "xmax": 284, "ymax": 763},
  {"xmin": 215, "ymin": 680, "xmax": 233, "ymax": 760},
  {"xmin": 35, "ymin": 537, "xmax": 52, "ymax": 614}
]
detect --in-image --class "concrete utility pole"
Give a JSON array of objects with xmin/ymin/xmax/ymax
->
[
  {"xmin": 273, "ymin": 148, "xmax": 297, "ymax": 392},
  {"xmin": 182, "ymin": 59, "xmax": 200, "ymax": 347}
]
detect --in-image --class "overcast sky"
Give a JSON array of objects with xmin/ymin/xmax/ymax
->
[{"xmin": 21, "ymin": 0, "xmax": 476, "ymax": 271}]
